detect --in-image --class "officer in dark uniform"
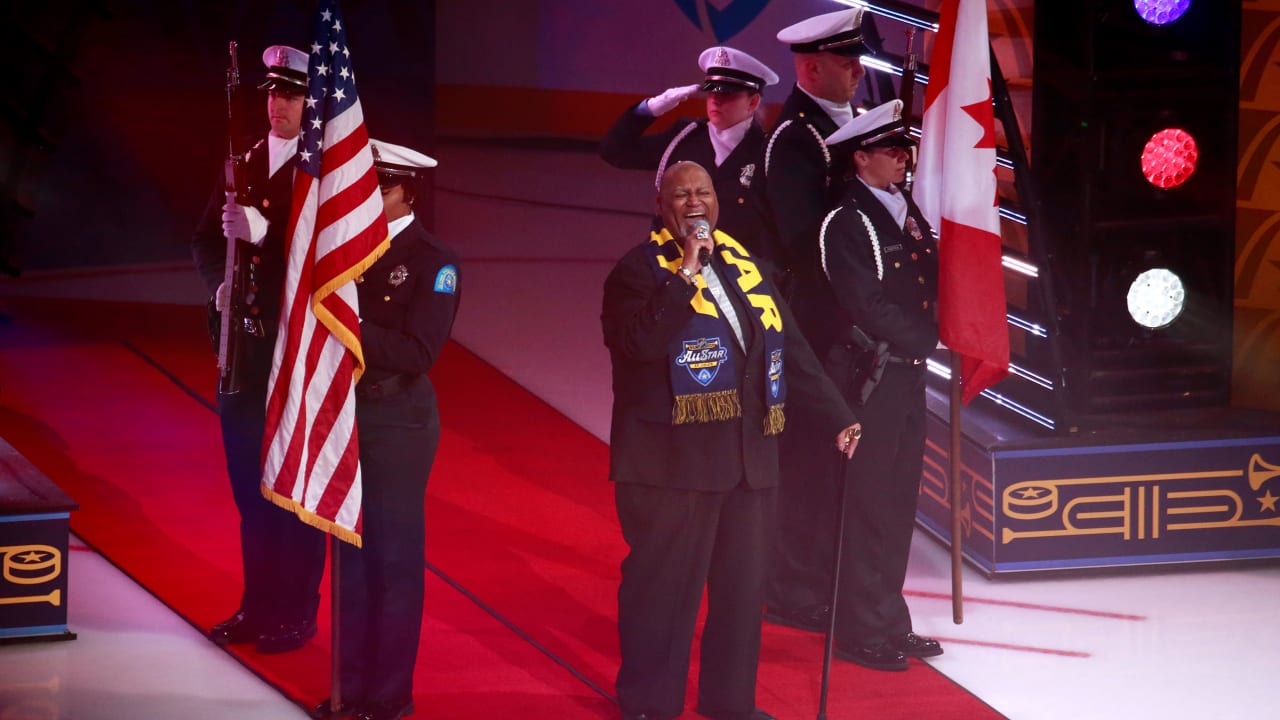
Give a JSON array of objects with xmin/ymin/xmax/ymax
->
[
  {"xmin": 311, "ymin": 139, "xmax": 460, "ymax": 720},
  {"xmin": 764, "ymin": 5, "xmax": 870, "ymax": 347},
  {"xmin": 820, "ymin": 100, "xmax": 943, "ymax": 672},
  {"xmin": 600, "ymin": 46, "xmax": 781, "ymax": 262},
  {"xmin": 762, "ymin": 6, "xmax": 875, "ymax": 635},
  {"xmin": 191, "ymin": 44, "xmax": 327, "ymax": 654}
]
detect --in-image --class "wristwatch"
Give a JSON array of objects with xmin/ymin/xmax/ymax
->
[
  {"xmin": 850, "ymin": 424, "xmax": 862, "ymax": 441},
  {"xmin": 678, "ymin": 266, "xmax": 697, "ymax": 284}
]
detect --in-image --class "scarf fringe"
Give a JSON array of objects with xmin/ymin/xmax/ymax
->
[
  {"xmin": 764, "ymin": 403, "xmax": 786, "ymax": 436},
  {"xmin": 673, "ymin": 389, "xmax": 742, "ymax": 425}
]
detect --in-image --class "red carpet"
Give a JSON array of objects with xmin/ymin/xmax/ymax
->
[{"xmin": 0, "ymin": 297, "xmax": 1002, "ymax": 719}]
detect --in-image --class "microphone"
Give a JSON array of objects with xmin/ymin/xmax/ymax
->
[{"xmin": 691, "ymin": 219, "xmax": 712, "ymax": 266}]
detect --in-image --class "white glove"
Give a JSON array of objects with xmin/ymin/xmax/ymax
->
[
  {"xmin": 644, "ymin": 84, "xmax": 701, "ymax": 116},
  {"xmin": 221, "ymin": 192, "xmax": 268, "ymax": 246}
]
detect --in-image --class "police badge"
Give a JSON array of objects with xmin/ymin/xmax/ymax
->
[
  {"xmin": 904, "ymin": 216, "xmax": 923, "ymax": 241},
  {"xmin": 739, "ymin": 163, "xmax": 755, "ymax": 188},
  {"xmin": 388, "ymin": 265, "xmax": 409, "ymax": 287}
]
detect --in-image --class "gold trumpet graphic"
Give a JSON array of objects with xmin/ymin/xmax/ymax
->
[
  {"xmin": 1000, "ymin": 453, "xmax": 1280, "ymax": 544},
  {"xmin": 0, "ymin": 544, "xmax": 63, "ymax": 607},
  {"xmin": 1248, "ymin": 453, "xmax": 1280, "ymax": 491}
]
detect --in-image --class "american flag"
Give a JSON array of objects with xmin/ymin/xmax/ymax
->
[{"xmin": 261, "ymin": 0, "xmax": 388, "ymax": 547}]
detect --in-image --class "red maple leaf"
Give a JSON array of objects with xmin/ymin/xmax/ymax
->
[{"xmin": 961, "ymin": 78, "xmax": 996, "ymax": 150}]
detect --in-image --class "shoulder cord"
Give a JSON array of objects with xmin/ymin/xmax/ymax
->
[
  {"xmin": 765, "ymin": 120, "xmax": 831, "ymax": 188},
  {"xmin": 818, "ymin": 205, "xmax": 883, "ymax": 282},
  {"xmin": 654, "ymin": 121, "xmax": 701, "ymax": 191}
]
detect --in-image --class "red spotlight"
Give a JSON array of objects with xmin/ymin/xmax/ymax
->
[{"xmin": 1141, "ymin": 128, "xmax": 1199, "ymax": 188}]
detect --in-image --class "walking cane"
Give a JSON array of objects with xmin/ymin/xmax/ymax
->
[{"xmin": 817, "ymin": 446, "xmax": 854, "ymax": 720}]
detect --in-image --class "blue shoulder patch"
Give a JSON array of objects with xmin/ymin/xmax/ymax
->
[{"xmin": 433, "ymin": 264, "xmax": 458, "ymax": 294}]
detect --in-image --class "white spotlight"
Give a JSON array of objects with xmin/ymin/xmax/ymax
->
[{"xmin": 1126, "ymin": 268, "xmax": 1185, "ymax": 329}]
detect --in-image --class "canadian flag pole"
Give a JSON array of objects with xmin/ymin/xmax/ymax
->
[{"xmin": 914, "ymin": 0, "xmax": 1010, "ymax": 625}]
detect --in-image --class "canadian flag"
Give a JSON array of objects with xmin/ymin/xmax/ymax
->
[{"xmin": 914, "ymin": 0, "xmax": 1009, "ymax": 404}]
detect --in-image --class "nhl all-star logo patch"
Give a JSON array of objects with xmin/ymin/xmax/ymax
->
[
  {"xmin": 768, "ymin": 348, "xmax": 783, "ymax": 398},
  {"xmin": 676, "ymin": 337, "xmax": 728, "ymax": 387},
  {"xmin": 433, "ymin": 264, "xmax": 458, "ymax": 294}
]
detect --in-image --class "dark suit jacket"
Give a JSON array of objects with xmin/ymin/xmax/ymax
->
[
  {"xmin": 602, "ymin": 237, "xmax": 856, "ymax": 493},
  {"xmin": 821, "ymin": 179, "xmax": 939, "ymax": 360},
  {"xmin": 599, "ymin": 105, "xmax": 777, "ymax": 261}
]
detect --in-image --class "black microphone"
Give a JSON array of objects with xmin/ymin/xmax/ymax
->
[{"xmin": 692, "ymin": 219, "xmax": 712, "ymax": 266}]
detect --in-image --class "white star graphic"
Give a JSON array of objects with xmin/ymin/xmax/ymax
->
[
  {"xmin": 317, "ymin": 63, "xmax": 329, "ymax": 76},
  {"xmin": 305, "ymin": 96, "xmax": 318, "ymax": 108},
  {"xmin": 311, "ymin": 42, "xmax": 322, "ymax": 54},
  {"xmin": 321, "ymin": 9, "xmax": 332, "ymax": 21},
  {"xmin": 334, "ymin": 20, "xmax": 342, "ymax": 32},
  {"xmin": 339, "ymin": 66, "xmax": 350, "ymax": 80},
  {"xmin": 342, "ymin": 46, "xmax": 350, "ymax": 58},
  {"xmin": 300, "ymin": 149, "xmax": 312, "ymax": 162},
  {"xmin": 311, "ymin": 118, "xmax": 322, "ymax": 129},
  {"xmin": 333, "ymin": 88, "xmax": 346, "ymax": 101},
  {"xmin": 329, "ymin": 41, "xmax": 340, "ymax": 54}
]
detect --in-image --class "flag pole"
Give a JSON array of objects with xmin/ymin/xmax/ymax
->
[
  {"xmin": 949, "ymin": 351, "xmax": 964, "ymax": 623},
  {"xmin": 328, "ymin": 537, "xmax": 343, "ymax": 713}
]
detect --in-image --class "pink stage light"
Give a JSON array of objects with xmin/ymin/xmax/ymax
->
[{"xmin": 1141, "ymin": 128, "xmax": 1198, "ymax": 189}]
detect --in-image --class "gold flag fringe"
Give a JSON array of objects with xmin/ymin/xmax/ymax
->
[
  {"xmin": 672, "ymin": 389, "xmax": 742, "ymax": 425},
  {"xmin": 262, "ymin": 483, "xmax": 363, "ymax": 548}
]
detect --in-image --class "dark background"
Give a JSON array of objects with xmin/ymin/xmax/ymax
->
[{"xmin": 4, "ymin": 0, "xmax": 435, "ymax": 273}]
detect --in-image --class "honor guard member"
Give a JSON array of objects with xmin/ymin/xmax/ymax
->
[
  {"xmin": 602, "ymin": 160, "xmax": 860, "ymax": 720},
  {"xmin": 312, "ymin": 140, "xmax": 461, "ymax": 720},
  {"xmin": 600, "ymin": 46, "xmax": 781, "ymax": 262},
  {"xmin": 763, "ymin": 6, "xmax": 876, "ymax": 636},
  {"xmin": 192, "ymin": 44, "xmax": 327, "ymax": 655},
  {"xmin": 819, "ymin": 100, "xmax": 942, "ymax": 672},
  {"xmin": 764, "ymin": 5, "xmax": 871, "ymax": 314}
]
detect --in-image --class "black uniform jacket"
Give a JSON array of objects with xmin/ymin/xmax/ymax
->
[
  {"xmin": 602, "ymin": 238, "xmax": 856, "ymax": 493},
  {"xmin": 356, "ymin": 218, "xmax": 461, "ymax": 389},
  {"xmin": 192, "ymin": 138, "xmax": 293, "ymax": 335},
  {"xmin": 821, "ymin": 179, "xmax": 939, "ymax": 360},
  {"xmin": 763, "ymin": 86, "xmax": 852, "ymax": 283},
  {"xmin": 600, "ymin": 104, "xmax": 777, "ymax": 261}
]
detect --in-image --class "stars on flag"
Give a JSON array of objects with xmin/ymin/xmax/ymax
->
[{"xmin": 297, "ymin": 0, "xmax": 361, "ymax": 178}]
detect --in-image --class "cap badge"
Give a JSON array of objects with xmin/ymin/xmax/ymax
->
[
  {"xmin": 388, "ymin": 265, "xmax": 409, "ymax": 287},
  {"xmin": 370, "ymin": 144, "xmax": 382, "ymax": 162},
  {"xmin": 713, "ymin": 47, "xmax": 731, "ymax": 67},
  {"xmin": 274, "ymin": 47, "xmax": 289, "ymax": 68}
]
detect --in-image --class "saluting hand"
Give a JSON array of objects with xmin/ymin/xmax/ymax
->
[{"xmin": 645, "ymin": 84, "xmax": 700, "ymax": 117}]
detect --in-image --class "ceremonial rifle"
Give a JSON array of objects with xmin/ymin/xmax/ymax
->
[
  {"xmin": 900, "ymin": 27, "xmax": 918, "ymax": 191},
  {"xmin": 216, "ymin": 41, "xmax": 263, "ymax": 395}
]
